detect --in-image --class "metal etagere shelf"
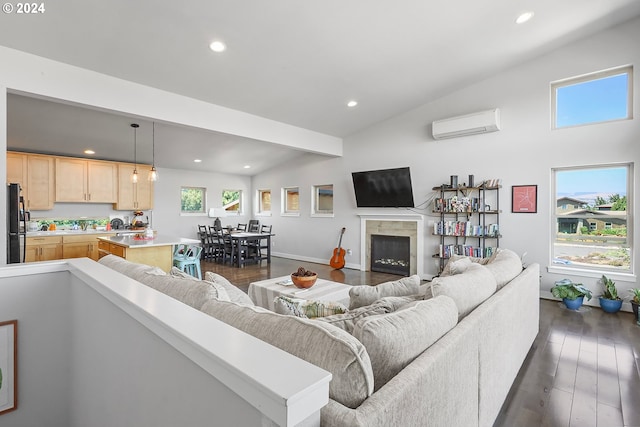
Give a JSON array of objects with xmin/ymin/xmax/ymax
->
[{"xmin": 432, "ymin": 180, "xmax": 501, "ymax": 274}]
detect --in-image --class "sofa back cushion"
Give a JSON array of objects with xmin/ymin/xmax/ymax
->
[
  {"xmin": 430, "ymin": 263, "xmax": 497, "ymax": 320},
  {"xmin": 200, "ymin": 299, "xmax": 374, "ymax": 409},
  {"xmin": 352, "ymin": 295, "xmax": 458, "ymax": 391},
  {"xmin": 98, "ymin": 254, "xmax": 166, "ymax": 282},
  {"xmin": 349, "ymin": 275, "xmax": 421, "ymax": 309},
  {"xmin": 484, "ymin": 248, "xmax": 523, "ymax": 289}
]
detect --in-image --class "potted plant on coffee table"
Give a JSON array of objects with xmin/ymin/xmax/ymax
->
[
  {"xmin": 598, "ymin": 275, "xmax": 623, "ymax": 313},
  {"xmin": 628, "ymin": 288, "xmax": 640, "ymax": 321},
  {"xmin": 551, "ymin": 279, "xmax": 592, "ymax": 310}
]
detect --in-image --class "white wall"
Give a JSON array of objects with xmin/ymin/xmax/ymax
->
[{"xmin": 252, "ymin": 17, "xmax": 640, "ymax": 306}]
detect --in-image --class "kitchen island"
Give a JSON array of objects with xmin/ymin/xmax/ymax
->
[{"xmin": 97, "ymin": 235, "xmax": 199, "ymax": 272}]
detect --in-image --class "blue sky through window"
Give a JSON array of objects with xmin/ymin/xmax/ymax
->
[
  {"xmin": 556, "ymin": 73, "xmax": 629, "ymax": 128},
  {"xmin": 556, "ymin": 166, "xmax": 627, "ymax": 206}
]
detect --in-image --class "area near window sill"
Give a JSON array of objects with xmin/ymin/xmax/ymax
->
[{"xmin": 546, "ymin": 265, "xmax": 636, "ymax": 283}]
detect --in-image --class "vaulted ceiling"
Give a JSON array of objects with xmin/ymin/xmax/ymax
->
[{"xmin": 2, "ymin": 0, "xmax": 639, "ymax": 174}]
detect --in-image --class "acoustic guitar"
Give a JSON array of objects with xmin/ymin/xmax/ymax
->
[{"xmin": 329, "ymin": 227, "xmax": 346, "ymax": 269}]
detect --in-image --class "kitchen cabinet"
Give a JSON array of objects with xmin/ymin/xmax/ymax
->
[
  {"xmin": 62, "ymin": 234, "xmax": 110, "ymax": 260},
  {"xmin": 6, "ymin": 152, "xmax": 55, "ymax": 210},
  {"xmin": 114, "ymin": 163, "xmax": 154, "ymax": 210},
  {"xmin": 25, "ymin": 236, "xmax": 63, "ymax": 262},
  {"xmin": 55, "ymin": 157, "xmax": 117, "ymax": 203}
]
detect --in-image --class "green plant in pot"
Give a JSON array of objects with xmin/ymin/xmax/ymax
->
[
  {"xmin": 551, "ymin": 279, "xmax": 592, "ymax": 310},
  {"xmin": 628, "ymin": 288, "xmax": 640, "ymax": 322},
  {"xmin": 598, "ymin": 275, "xmax": 623, "ymax": 313}
]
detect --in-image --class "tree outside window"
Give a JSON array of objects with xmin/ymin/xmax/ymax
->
[
  {"xmin": 181, "ymin": 187, "xmax": 206, "ymax": 214},
  {"xmin": 222, "ymin": 190, "xmax": 242, "ymax": 213}
]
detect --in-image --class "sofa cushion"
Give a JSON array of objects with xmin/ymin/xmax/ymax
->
[
  {"xmin": 137, "ymin": 273, "xmax": 224, "ymax": 310},
  {"xmin": 440, "ymin": 253, "xmax": 495, "ymax": 277},
  {"xmin": 349, "ymin": 275, "xmax": 421, "ymax": 309},
  {"xmin": 98, "ymin": 254, "xmax": 166, "ymax": 282},
  {"xmin": 430, "ymin": 263, "xmax": 497, "ymax": 320},
  {"xmin": 484, "ymin": 249, "xmax": 523, "ymax": 289},
  {"xmin": 352, "ymin": 295, "xmax": 458, "ymax": 391},
  {"xmin": 204, "ymin": 271, "xmax": 254, "ymax": 306},
  {"xmin": 273, "ymin": 296, "xmax": 347, "ymax": 318},
  {"xmin": 315, "ymin": 298, "xmax": 397, "ymax": 334},
  {"xmin": 200, "ymin": 299, "xmax": 374, "ymax": 409}
]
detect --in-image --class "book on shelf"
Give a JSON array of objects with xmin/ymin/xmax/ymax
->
[
  {"xmin": 439, "ymin": 244, "xmax": 497, "ymax": 259},
  {"xmin": 434, "ymin": 221, "xmax": 499, "ymax": 237}
]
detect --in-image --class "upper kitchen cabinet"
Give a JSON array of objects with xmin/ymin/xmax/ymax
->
[
  {"xmin": 7, "ymin": 152, "xmax": 55, "ymax": 210},
  {"xmin": 55, "ymin": 157, "xmax": 117, "ymax": 203},
  {"xmin": 114, "ymin": 162, "xmax": 154, "ymax": 210}
]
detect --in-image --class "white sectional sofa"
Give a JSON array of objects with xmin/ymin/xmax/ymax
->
[{"xmin": 99, "ymin": 249, "xmax": 540, "ymax": 427}]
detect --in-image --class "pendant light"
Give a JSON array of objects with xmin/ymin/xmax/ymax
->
[
  {"xmin": 148, "ymin": 121, "xmax": 158, "ymax": 181},
  {"xmin": 131, "ymin": 123, "xmax": 139, "ymax": 184}
]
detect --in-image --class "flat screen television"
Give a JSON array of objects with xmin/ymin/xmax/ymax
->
[{"xmin": 351, "ymin": 167, "xmax": 415, "ymax": 208}]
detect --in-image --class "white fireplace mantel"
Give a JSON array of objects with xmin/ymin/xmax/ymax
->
[{"xmin": 358, "ymin": 214, "xmax": 425, "ymax": 279}]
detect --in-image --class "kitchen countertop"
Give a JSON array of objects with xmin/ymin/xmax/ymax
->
[{"xmin": 97, "ymin": 235, "xmax": 200, "ymax": 249}]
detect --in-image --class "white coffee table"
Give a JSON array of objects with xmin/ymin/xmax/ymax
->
[{"xmin": 248, "ymin": 275, "xmax": 351, "ymax": 311}]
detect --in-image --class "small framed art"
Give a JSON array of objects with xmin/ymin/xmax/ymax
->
[
  {"xmin": 512, "ymin": 185, "xmax": 537, "ymax": 213},
  {"xmin": 0, "ymin": 320, "xmax": 17, "ymax": 415}
]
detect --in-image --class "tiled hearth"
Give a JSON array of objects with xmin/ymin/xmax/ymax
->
[{"xmin": 359, "ymin": 214, "xmax": 424, "ymax": 277}]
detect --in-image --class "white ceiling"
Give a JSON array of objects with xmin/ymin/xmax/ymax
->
[{"xmin": 2, "ymin": 0, "xmax": 640, "ymax": 174}]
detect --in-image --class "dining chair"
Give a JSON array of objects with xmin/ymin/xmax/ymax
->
[
  {"xmin": 237, "ymin": 223, "xmax": 247, "ymax": 232},
  {"xmin": 248, "ymin": 219, "xmax": 260, "ymax": 233},
  {"xmin": 173, "ymin": 244, "xmax": 203, "ymax": 279}
]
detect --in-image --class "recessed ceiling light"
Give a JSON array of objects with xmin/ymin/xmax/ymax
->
[
  {"xmin": 243, "ymin": 165, "xmax": 251, "ymax": 169},
  {"xmin": 516, "ymin": 11, "xmax": 534, "ymax": 24},
  {"xmin": 84, "ymin": 149, "xmax": 95, "ymax": 155},
  {"xmin": 347, "ymin": 100, "xmax": 358, "ymax": 108},
  {"xmin": 194, "ymin": 159, "xmax": 202, "ymax": 163},
  {"xmin": 209, "ymin": 40, "xmax": 226, "ymax": 53}
]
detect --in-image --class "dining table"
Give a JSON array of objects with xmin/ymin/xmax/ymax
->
[{"xmin": 228, "ymin": 231, "xmax": 274, "ymax": 267}]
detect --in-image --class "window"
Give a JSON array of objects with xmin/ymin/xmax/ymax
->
[
  {"xmin": 552, "ymin": 164, "xmax": 632, "ymax": 275},
  {"xmin": 181, "ymin": 187, "xmax": 206, "ymax": 214},
  {"xmin": 257, "ymin": 189, "xmax": 271, "ymax": 215},
  {"xmin": 222, "ymin": 190, "xmax": 242, "ymax": 214},
  {"xmin": 311, "ymin": 184, "xmax": 334, "ymax": 216},
  {"xmin": 282, "ymin": 187, "xmax": 299, "ymax": 215},
  {"xmin": 551, "ymin": 65, "xmax": 633, "ymax": 129}
]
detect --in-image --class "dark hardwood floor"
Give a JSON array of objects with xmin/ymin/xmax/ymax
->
[{"xmin": 200, "ymin": 257, "xmax": 640, "ymax": 427}]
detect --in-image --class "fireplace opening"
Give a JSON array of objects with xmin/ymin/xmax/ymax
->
[{"xmin": 370, "ymin": 234, "xmax": 410, "ymax": 276}]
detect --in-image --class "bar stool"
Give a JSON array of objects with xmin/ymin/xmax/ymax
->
[{"xmin": 173, "ymin": 244, "xmax": 203, "ymax": 279}]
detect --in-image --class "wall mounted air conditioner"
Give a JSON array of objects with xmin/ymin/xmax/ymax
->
[{"xmin": 432, "ymin": 108, "xmax": 501, "ymax": 140}]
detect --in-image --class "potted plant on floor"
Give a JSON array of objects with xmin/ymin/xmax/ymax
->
[
  {"xmin": 628, "ymin": 288, "xmax": 640, "ymax": 321},
  {"xmin": 551, "ymin": 279, "xmax": 592, "ymax": 310},
  {"xmin": 598, "ymin": 275, "xmax": 623, "ymax": 313}
]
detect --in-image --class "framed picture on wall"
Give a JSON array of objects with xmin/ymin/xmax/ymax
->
[
  {"xmin": 0, "ymin": 320, "xmax": 17, "ymax": 415},
  {"xmin": 512, "ymin": 185, "xmax": 538, "ymax": 213}
]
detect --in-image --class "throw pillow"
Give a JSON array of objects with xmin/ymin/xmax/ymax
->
[
  {"xmin": 204, "ymin": 271, "xmax": 254, "ymax": 306},
  {"xmin": 315, "ymin": 299, "xmax": 395, "ymax": 334},
  {"xmin": 352, "ymin": 295, "xmax": 458, "ymax": 391},
  {"xmin": 348, "ymin": 274, "xmax": 421, "ymax": 309},
  {"xmin": 429, "ymin": 263, "xmax": 497, "ymax": 320},
  {"xmin": 273, "ymin": 295, "xmax": 347, "ymax": 318},
  {"xmin": 440, "ymin": 254, "xmax": 494, "ymax": 276},
  {"xmin": 170, "ymin": 267, "xmax": 231, "ymax": 302}
]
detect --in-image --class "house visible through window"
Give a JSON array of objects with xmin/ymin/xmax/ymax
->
[
  {"xmin": 552, "ymin": 164, "xmax": 632, "ymax": 274},
  {"xmin": 282, "ymin": 187, "xmax": 299, "ymax": 215},
  {"xmin": 181, "ymin": 187, "xmax": 206, "ymax": 214},
  {"xmin": 551, "ymin": 65, "xmax": 633, "ymax": 129},
  {"xmin": 312, "ymin": 184, "xmax": 334, "ymax": 216},
  {"xmin": 257, "ymin": 189, "xmax": 271, "ymax": 215},
  {"xmin": 222, "ymin": 190, "xmax": 242, "ymax": 214}
]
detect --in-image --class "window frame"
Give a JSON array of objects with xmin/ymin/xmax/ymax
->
[
  {"xmin": 549, "ymin": 162, "xmax": 634, "ymax": 281},
  {"xmin": 222, "ymin": 189, "xmax": 243, "ymax": 216},
  {"xmin": 180, "ymin": 186, "xmax": 207, "ymax": 216},
  {"xmin": 551, "ymin": 65, "xmax": 633, "ymax": 129},
  {"xmin": 311, "ymin": 184, "xmax": 334, "ymax": 217},
  {"xmin": 281, "ymin": 186, "xmax": 300, "ymax": 216},
  {"xmin": 256, "ymin": 189, "xmax": 272, "ymax": 217}
]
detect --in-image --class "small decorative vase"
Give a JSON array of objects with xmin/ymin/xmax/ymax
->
[
  {"xmin": 599, "ymin": 297, "xmax": 623, "ymax": 313},
  {"xmin": 563, "ymin": 296, "xmax": 584, "ymax": 311}
]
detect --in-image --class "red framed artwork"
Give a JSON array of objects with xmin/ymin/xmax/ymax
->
[{"xmin": 512, "ymin": 185, "xmax": 537, "ymax": 213}]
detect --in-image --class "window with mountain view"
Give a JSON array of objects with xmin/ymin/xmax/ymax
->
[{"xmin": 552, "ymin": 164, "xmax": 632, "ymax": 274}]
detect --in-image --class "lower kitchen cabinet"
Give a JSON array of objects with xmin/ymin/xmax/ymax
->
[
  {"xmin": 62, "ymin": 234, "xmax": 110, "ymax": 261},
  {"xmin": 25, "ymin": 236, "xmax": 63, "ymax": 262}
]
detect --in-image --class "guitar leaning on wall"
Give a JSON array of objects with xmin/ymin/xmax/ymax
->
[{"xmin": 329, "ymin": 227, "xmax": 346, "ymax": 269}]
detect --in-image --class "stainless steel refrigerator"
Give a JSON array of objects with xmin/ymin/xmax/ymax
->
[{"xmin": 7, "ymin": 183, "xmax": 26, "ymax": 263}]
